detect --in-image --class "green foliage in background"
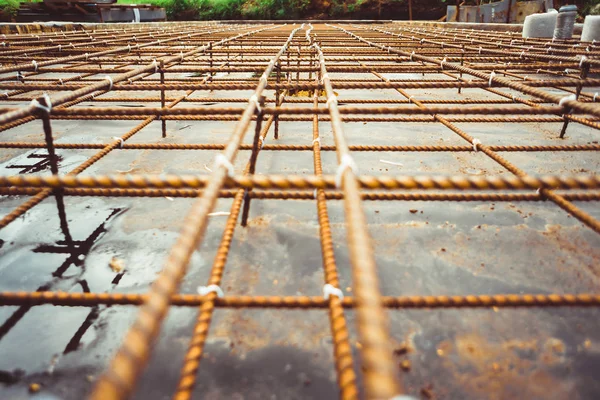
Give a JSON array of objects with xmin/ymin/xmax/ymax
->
[
  {"xmin": 582, "ymin": 0, "xmax": 600, "ymax": 16},
  {"xmin": 0, "ymin": 0, "xmax": 358, "ymax": 19},
  {"xmin": 0, "ymin": 0, "xmax": 34, "ymax": 17},
  {"xmin": 109, "ymin": 0, "xmax": 313, "ymax": 20},
  {"xmin": 0, "ymin": 0, "xmax": 598, "ymax": 21}
]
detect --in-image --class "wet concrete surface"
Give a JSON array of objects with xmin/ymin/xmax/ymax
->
[{"xmin": 0, "ymin": 64, "xmax": 599, "ymax": 400}]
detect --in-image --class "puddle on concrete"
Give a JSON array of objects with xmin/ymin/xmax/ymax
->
[
  {"xmin": 5, "ymin": 152, "xmax": 63, "ymax": 174},
  {"xmin": 0, "ymin": 195, "xmax": 128, "ymax": 342},
  {"xmin": 0, "ymin": 150, "xmax": 88, "ymax": 175}
]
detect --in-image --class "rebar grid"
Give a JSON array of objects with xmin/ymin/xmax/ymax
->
[{"xmin": 0, "ymin": 21, "xmax": 599, "ymax": 399}]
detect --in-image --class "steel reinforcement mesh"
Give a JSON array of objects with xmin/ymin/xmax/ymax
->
[{"xmin": 0, "ymin": 21, "xmax": 599, "ymax": 399}]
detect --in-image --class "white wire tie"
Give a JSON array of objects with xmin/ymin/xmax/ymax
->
[
  {"xmin": 594, "ymin": 93, "xmax": 598, "ymax": 102},
  {"xmin": 249, "ymin": 94, "xmax": 261, "ymax": 113},
  {"xmin": 420, "ymin": 39, "xmax": 424, "ymax": 44},
  {"xmin": 152, "ymin": 59, "xmax": 158, "ymax": 72},
  {"xmin": 197, "ymin": 284, "xmax": 224, "ymax": 298},
  {"xmin": 410, "ymin": 51, "xmax": 415, "ymax": 61},
  {"xmin": 312, "ymin": 137, "xmax": 321, "ymax": 149},
  {"xmin": 59, "ymin": 78, "xmax": 63, "ymax": 85},
  {"xmin": 478, "ymin": 46, "xmax": 482, "ymax": 55},
  {"xmin": 112, "ymin": 137, "xmax": 124, "ymax": 148},
  {"xmin": 579, "ymin": 56, "xmax": 588, "ymax": 68},
  {"xmin": 214, "ymin": 154, "xmax": 234, "ymax": 177},
  {"xmin": 180, "ymin": 51, "xmax": 184, "ymax": 61},
  {"xmin": 259, "ymin": 73, "xmax": 268, "ymax": 85},
  {"xmin": 32, "ymin": 60, "xmax": 38, "ymax": 71},
  {"xmin": 260, "ymin": 136, "xmax": 267, "ymax": 148},
  {"xmin": 441, "ymin": 42, "xmax": 444, "ymax": 49},
  {"xmin": 321, "ymin": 73, "xmax": 329, "ymax": 84},
  {"xmin": 559, "ymin": 94, "xmax": 576, "ymax": 107},
  {"xmin": 408, "ymin": 96, "xmax": 414, "ymax": 103},
  {"xmin": 512, "ymin": 94, "xmax": 517, "ymax": 102},
  {"xmin": 85, "ymin": 53, "xmax": 89, "ymax": 61},
  {"xmin": 520, "ymin": 51, "xmax": 525, "ymax": 59},
  {"xmin": 472, "ymin": 138, "xmax": 482, "ymax": 152},
  {"xmin": 323, "ymin": 284, "xmax": 344, "ymax": 300},
  {"xmin": 30, "ymin": 93, "xmax": 52, "ymax": 114},
  {"xmin": 536, "ymin": 188, "xmax": 546, "ymax": 200},
  {"xmin": 488, "ymin": 71, "xmax": 496, "ymax": 87},
  {"xmin": 326, "ymin": 95, "xmax": 338, "ymax": 108},
  {"xmin": 440, "ymin": 57, "xmax": 447, "ymax": 70},
  {"xmin": 104, "ymin": 75, "xmax": 113, "ymax": 91},
  {"xmin": 335, "ymin": 154, "xmax": 358, "ymax": 188}
]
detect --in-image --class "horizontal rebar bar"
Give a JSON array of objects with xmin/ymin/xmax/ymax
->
[
  {"xmin": 1, "ymin": 187, "xmax": 599, "ymax": 201},
  {"xmin": 2, "ymin": 291, "xmax": 600, "ymax": 309}
]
